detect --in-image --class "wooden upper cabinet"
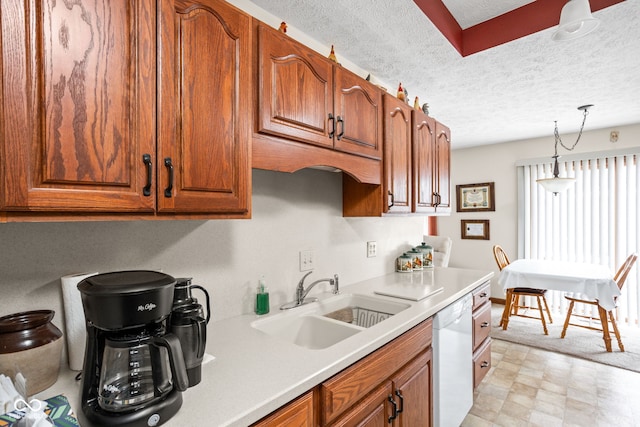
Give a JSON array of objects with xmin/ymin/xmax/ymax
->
[
  {"xmin": 257, "ymin": 23, "xmax": 382, "ymax": 160},
  {"xmin": 343, "ymin": 99, "xmax": 451, "ymax": 217},
  {"xmin": 158, "ymin": 0, "xmax": 251, "ymax": 215},
  {"xmin": 434, "ymin": 121, "xmax": 451, "ymax": 212},
  {"xmin": 385, "ymin": 96, "xmax": 413, "ymax": 214},
  {"xmin": 333, "ymin": 67, "xmax": 382, "ymax": 159},
  {"xmin": 413, "ymin": 110, "xmax": 451, "ymax": 214},
  {"xmin": 257, "ymin": 23, "xmax": 333, "ymax": 148},
  {"xmin": 1, "ymin": 0, "xmax": 156, "ymax": 212},
  {"xmin": 413, "ymin": 111, "xmax": 436, "ymax": 213}
]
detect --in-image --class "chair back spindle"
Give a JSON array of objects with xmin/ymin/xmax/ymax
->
[{"xmin": 613, "ymin": 253, "xmax": 638, "ymax": 291}]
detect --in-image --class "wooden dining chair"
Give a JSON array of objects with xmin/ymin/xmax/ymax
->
[
  {"xmin": 561, "ymin": 253, "xmax": 638, "ymax": 351},
  {"xmin": 493, "ymin": 245, "xmax": 553, "ymax": 335}
]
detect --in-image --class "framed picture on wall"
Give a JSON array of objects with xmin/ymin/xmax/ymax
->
[
  {"xmin": 456, "ymin": 182, "xmax": 495, "ymax": 212},
  {"xmin": 461, "ymin": 219, "xmax": 490, "ymax": 240}
]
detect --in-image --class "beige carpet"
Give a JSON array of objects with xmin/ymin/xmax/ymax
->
[{"xmin": 490, "ymin": 304, "xmax": 640, "ymax": 373}]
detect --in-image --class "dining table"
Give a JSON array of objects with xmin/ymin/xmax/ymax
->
[{"xmin": 498, "ymin": 258, "xmax": 620, "ymax": 352}]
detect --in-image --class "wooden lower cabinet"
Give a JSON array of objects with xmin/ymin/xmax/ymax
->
[
  {"xmin": 251, "ymin": 318, "xmax": 433, "ymax": 427},
  {"xmin": 329, "ymin": 383, "xmax": 392, "ymax": 427},
  {"xmin": 472, "ymin": 282, "xmax": 492, "ymax": 388},
  {"xmin": 251, "ymin": 390, "xmax": 316, "ymax": 427},
  {"xmin": 330, "ymin": 349, "xmax": 432, "ymax": 427}
]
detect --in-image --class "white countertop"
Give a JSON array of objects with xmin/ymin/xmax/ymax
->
[{"xmin": 41, "ymin": 267, "xmax": 493, "ymax": 426}]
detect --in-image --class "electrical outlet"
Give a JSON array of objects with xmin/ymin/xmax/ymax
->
[
  {"xmin": 367, "ymin": 241, "xmax": 377, "ymax": 258},
  {"xmin": 299, "ymin": 250, "xmax": 314, "ymax": 271}
]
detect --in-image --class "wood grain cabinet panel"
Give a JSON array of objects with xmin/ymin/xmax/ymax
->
[
  {"xmin": 1, "ymin": 0, "xmax": 251, "ymax": 219},
  {"xmin": 257, "ymin": 23, "xmax": 333, "ymax": 149},
  {"xmin": 433, "ymin": 121, "xmax": 451, "ymax": 212},
  {"xmin": 384, "ymin": 96, "xmax": 413, "ymax": 214},
  {"xmin": 343, "ymin": 94, "xmax": 451, "ymax": 217},
  {"xmin": 252, "ymin": 390, "xmax": 316, "ymax": 427},
  {"xmin": 1, "ymin": 0, "xmax": 156, "ymax": 212},
  {"xmin": 333, "ymin": 67, "xmax": 382, "ymax": 160},
  {"xmin": 321, "ymin": 319, "xmax": 432, "ymax": 425},
  {"xmin": 256, "ymin": 23, "xmax": 382, "ymax": 161},
  {"xmin": 472, "ymin": 283, "xmax": 492, "ymax": 388},
  {"xmin": 158, "ymin": 0, "xmax": 251, "ymax": 215},
  {"xmin": 391, "ymin": 348, "xmax": 433, "ymax": 427}
]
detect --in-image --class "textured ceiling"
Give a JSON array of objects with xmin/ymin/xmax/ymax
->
[{"xmin": 248, "ymin": 0, "xmax": 640, "ymax": 149}]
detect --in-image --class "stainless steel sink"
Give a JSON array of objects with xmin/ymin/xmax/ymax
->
[{"xmin": 251, "ymin": 294, "xmax": 411, "ymax": 349}]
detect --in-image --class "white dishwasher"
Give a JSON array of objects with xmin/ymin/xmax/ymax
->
[{"xmin": 433, "ymin": 293, "xmax": 473, "ymax": 427}]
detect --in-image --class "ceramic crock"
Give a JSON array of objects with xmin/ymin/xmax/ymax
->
[
  {"xmin": 416, "ymin": 242, "xmax": 434, "ymax": 269},
  {"xmin": 396, "ymin": 253, "xmax": 413, "ymax": 273},
  {"xmin": 0, "ymin": 310, "xmax": 63, "ymax": 396}
]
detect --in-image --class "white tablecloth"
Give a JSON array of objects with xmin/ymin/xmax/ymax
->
[{"xmin": 498, "ymin": 259, "xmax": 620, "ymax": 310}]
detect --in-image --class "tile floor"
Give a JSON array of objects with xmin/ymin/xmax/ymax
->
[{"xmin": 461, "ymin": 339, "xmax": 640, "ymax": 427}]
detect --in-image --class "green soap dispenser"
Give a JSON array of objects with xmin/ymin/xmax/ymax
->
[{"xmin": 256, "ymin": 276, "xmax": 270, "ymax": 315}]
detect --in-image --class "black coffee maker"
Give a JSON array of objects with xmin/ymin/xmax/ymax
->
[{"xmin": 78, "ymin": 271, "xmax": 189, "ymax": 427}]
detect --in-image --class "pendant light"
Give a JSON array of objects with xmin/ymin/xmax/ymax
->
[
  {"xmin": 552, "ymin": 0, "xmax": 600, "ymax": 41},
  {"xmin": 537, "ymin": 105, "xmax": 593, "ymax": 195}
]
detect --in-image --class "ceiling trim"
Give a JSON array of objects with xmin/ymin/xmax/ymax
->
[{"xmin": 413, "ymin": 0, "xmax": 626, "ymax": 56}]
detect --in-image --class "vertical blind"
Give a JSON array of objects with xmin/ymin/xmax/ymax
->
[{"xmin": 517, "ymin": 148, "xmax": 639, "ymax": 327}]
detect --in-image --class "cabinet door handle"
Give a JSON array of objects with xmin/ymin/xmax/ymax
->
[
  {"xmin": 142, "ymin": 154, "xmax": 152, "ymax": 197},
  {"xmin": 433, "ymin": 192, "xmax": 441, "ymax": 207},
  {"xmin": 387, "ymin": 394, "xmax": 397, "ymax": 423},
  {"xmin": 481, "ymin": 361, "xmax": 490, "ymax": 368},
  {"xmin": 336, "ymin": 115, "xmax": 344, "ymax": 140},
  {"xmin": 481, "ymin": 321, "xmax": 490, "ymax": 328},
  {"xmin": 164, "ymin": 157, "xmax": 174, "ymax": 198},
  {"xmin": 394, "ymin": 390, "xmax": 404, "ymax": 414},
  {"xmin": 388, "ymin": 190, "xmax": 394, "ymax": 208},
  {"xmin": 328, "ymin": 113, "xmax": 335, "ymax": 138}
]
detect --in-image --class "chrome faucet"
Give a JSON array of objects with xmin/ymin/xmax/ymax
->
[{"xmin": 281, "ymin": 272, "xmax": 340, "ymax": 310}]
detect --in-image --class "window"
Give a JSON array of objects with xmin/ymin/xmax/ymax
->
[{"xmin": 517, "ymin": 148, "xmax": 639, "ymax": 327}]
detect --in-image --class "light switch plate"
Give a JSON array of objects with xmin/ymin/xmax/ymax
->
[{"xmin": 300, "ymin": 250, "xmax": 314, "ymax": 271}]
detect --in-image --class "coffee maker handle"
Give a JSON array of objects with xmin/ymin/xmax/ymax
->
[
  {"xmin": 191, "ymin": 285, "xmax": 211, "ymax": 324},
  {"xmin": 154, "ymin": 334, "xmax": 189, "ymax": 392}
]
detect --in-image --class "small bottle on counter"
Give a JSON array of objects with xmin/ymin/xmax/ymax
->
[{"xmin": 255, "ymin": 276, "xmax": 270, "ymax": 315}]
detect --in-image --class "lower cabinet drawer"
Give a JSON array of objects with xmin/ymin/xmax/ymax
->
[
  {"xmin": 473, "ymin": 338, "xmax": 491, "ymax": 388},
  {"xmin": 472, "ymin": 302, "xmax": 491, "ymax": 351}
]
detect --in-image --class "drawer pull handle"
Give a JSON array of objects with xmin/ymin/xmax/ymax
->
[
  {"xmin": 164, "ymin": 157, "xmax": 174, "ymax": 198},
  {"xmin": 481, "ymin": 321, "xmax": 490, "ymax": 328},
  {"xmin": 395, "ymin": 390, "xmax": 404, "ymax": 414},
  {"xmin": 336, "ymin": 115, "xmax": 344, "ymax": 140},
  {"xmin": 480, "ymin": 361, "xmax": 489, "ymax": 368},
  {"xmin": 388, "ymin": 395, "xmax": 397, "ymax": 423},
  {"xmin": 479, "ymin": 292, "xmax": 487, "ymax": 298},
  {"xmin": 142, "ymin": 154, "xmax": 152, "ymax": 197},
  {"xmin": 328, "ymin": 113, "xmax": 335, "ymax": 138}
]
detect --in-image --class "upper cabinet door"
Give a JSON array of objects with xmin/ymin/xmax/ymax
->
[
  {"xmin": 413, "ymin": 111, "xmax": 436, "ymax": 213},
  {"xmin": 257, "ymin": 24, "xmax": 333, "ymax": 149},
  {"xmin": 384, "ymin": 96, "xmax": 412, "ymax": 214},
  {"xmin": 434, "ymin": 122, "xmax": 451, "ymax": 211},
  {"xmin": 333, "ymin": 67, "xmax": 382, "ymax": 160},
  {"xmin": 158, "ymin": 0, "xmax": 250, "ymax": 214},
  {"xmin": 1, "ymin": 0, "xmax": 156, "ymax": 212}
]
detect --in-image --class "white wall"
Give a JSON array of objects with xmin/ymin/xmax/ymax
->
[
  {"xmin": 438, "ymin": 123, "xmax": 640, "ymax": 299},
  {"xmin": 0, "ymin": 169, "xmax": 426, "ymax": 324}
]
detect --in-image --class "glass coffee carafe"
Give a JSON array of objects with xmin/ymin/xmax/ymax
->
[{"xmin": 98, "ymin": 331, "xmax": 185, "ymax": 412}]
